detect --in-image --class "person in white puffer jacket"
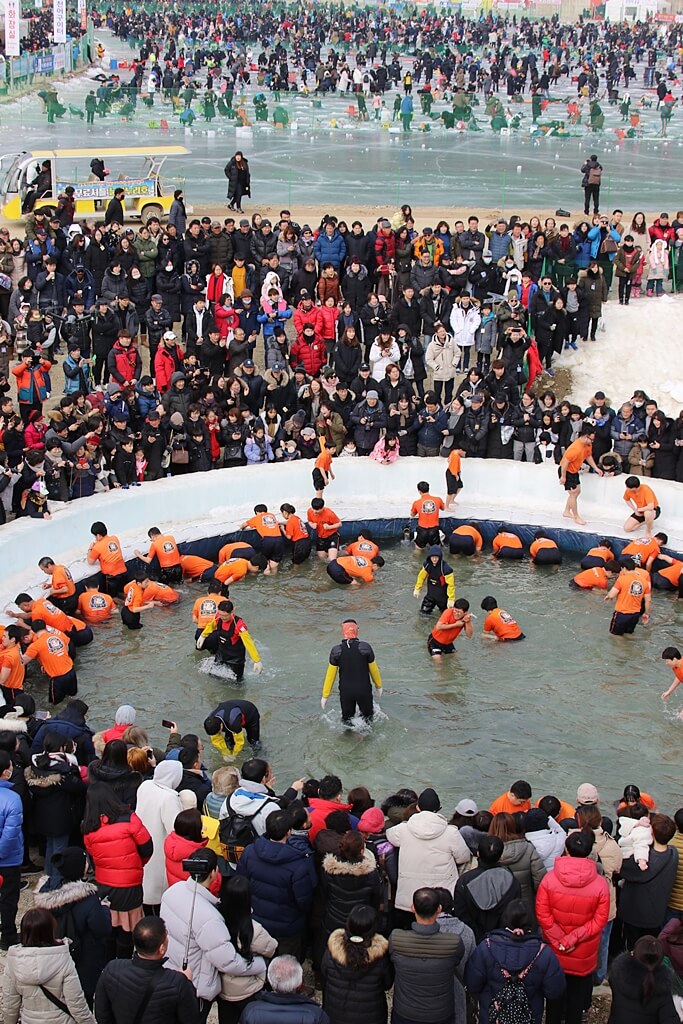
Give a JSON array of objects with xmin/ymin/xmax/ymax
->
[{"xmin": 523, "ymin": 808, "xmax": 567, "ymax": 871}]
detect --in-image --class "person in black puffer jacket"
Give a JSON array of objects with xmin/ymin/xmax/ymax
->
[
  {"xmin": 34, "ymin": 846, "xmax": 112, "ymax": 1005},
  {"xmin": 87, "ymin": 739, "xmax": 142, "ymax": 810},
  {"xmin": 25, "ymin": 732, "xmax": 87, "ymax": 879},
  {"xmin": 320, "ymin": 831, "xmax": 381, "ymax": 944},
  {"xmin": 608, "ymin": 936, "xmax": 679, "ymax": 1024},
  {"xmin": 322, "ymin": 906, "xmax": 392, "ymax": 1024}
]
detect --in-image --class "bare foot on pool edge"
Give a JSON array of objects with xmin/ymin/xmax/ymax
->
[
  {"xmin": 574, "ymin": 515, "xmax": 587, "ymax": 525},
  {"xmin": 563, "ymin": 511, "xmax": 574, "ymax": 519}
]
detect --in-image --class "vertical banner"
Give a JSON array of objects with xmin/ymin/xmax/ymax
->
[
  {"xmin": 5, "ymin": 0, "xmax": 21, "ymax": 57},
  {"xmin": 78, "ymin": 0, "xmax": 87, "ymax": 32},
  {"xmin": 53, "ymin": 0, "xmax": 66, "ymax": 43}
]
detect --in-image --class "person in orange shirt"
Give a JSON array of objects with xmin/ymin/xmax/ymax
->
[
  {"xmin": 313, "ymin": 442, "xmax": 335, "ymax": 498},
  {"xmin": 537, "ymin": 794, "xmax": 577, "ymax": 826},
  {"xmin": 448, "ymin": 523, "xmax": 483, "ymax": 557},
  {"xmin": 444, "ymin": 448, "xmax": 465, "ymax": 509},
  {"xmin": 11, "ymin": 594, "xmax": 93, "ymax": 648},
  {"xmin": 570, "ymin": 562, "xmax": 620, "ymax": 590},
  {"xmin": 492, "ymin": 529, "xmax": 524, "ymax": 561},
  {"xmin": 529, "ymin": 530, "xmax": 562, "ymax": 566},
  {"xmin": 279, "ymin": 504, "xmax": 312, "ymax": 565},
  {"xmin": 619, "ymin": 534, "xmax": 663, "ymax": 570},
  {"xmin": 121, "ymin": 575, "xmax": 161, "ymax": 630},
  {"xmin": 180, "ymin": 554, "xmax": 215, "ymax": 580},
  {"xmin": 214, "ymin": 557, "xmax": 259, "ymax": 589},
  {"xmin": 580, "ymin": 539, "xmax": 615, "ymax": 570},
  {"xmin": 623, "ymin": 476, "xmax": 661, "ymax": 536},
  {"xmin": 604, "ymin": 557, "xmax": 651, "ymax": 635},
  {"xmin": 660, "ymin": 646, "xmax": 683, "ymax": 718},
  {"xmin": 144, "ymin": 581, "xmax": 180, "ymax": 605},
  {"xmin": 192, "ymin": 582, "xmax": 222, "ymax": 640},
  {"xmin": 481, "ymin": 595, "xmax": 525, "ymax": 641},
  {"xmin": 410, "ymin": 480, "xmax": 445, "ymax": 549},
  {"xmin": 86, "ymin": 521, "xmax": 129, "ymax": 596},
  {"xmin": 218, "ymin": 541, "xmax": 260, "ymax": 564},
  {"xmin": 558, "ymin": 427, "xmax": 602, "ymax": 525},
  {"xmin": 38, "ymin": 557, "xmax": 77, "ymax": 614},
  {"xmin": 327, "ymin": 555, "xmax": 379, "ymax": 586},
  {"xmin": 307, "ymin": 498, "xmax": 342, "ymax": 561},
  {"xmin": 134, "ymin": 527, "xmax": 182, "ymax": 583},
  {"xmin": 489, "ymin": 780, "xmax": 532, "ymax": 815},
  {"xmin": 77, "ymin": 587, "xmax": 115, "ymax": 623},
  {"xmin": 240, "ymin": 503, "xmax": 285, "ymax": 574},
  {"xmin": 22, "ymin": 621, "xmax": 77, "ymax": 704},
  {"xmin": 651, "ymin": 555, "xmax": 683, "ymax": 596},
  {"xmin": 0, "ymin": 626, "xmax": 26, "ymax": 703},
  {"xmin": 427, "ymin": 598, "xmax": 473, "ymax": 659},
  {"xmin": 345, "ymin": 532, "xmax": 384, "ymax": 566}
]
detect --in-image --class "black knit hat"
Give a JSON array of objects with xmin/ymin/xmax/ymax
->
[{"xmin": 51, "ymin": 846, "xmax": 87, "ymax": 881}]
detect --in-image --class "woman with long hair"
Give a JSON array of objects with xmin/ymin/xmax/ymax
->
[
  {"xmin": 218, "ymin": 873, "xmax": 277, "ymax": 1024},
  {"xmin": 82, "ymin": 781, "xmax": 152, "ymax": 960},
  {"xmin": 4, "ymin": 907, "xmax": 95, "ymax": 1024},
  {"xmin": 321, "ymin": 905, "xmax": 392, "ymax": 1024},
  {"xmin": 608, "ymin": 935, "xmax": 678, "ymax": 1023},
  {"xmin": 88, "ymin": 738, "xmax": 142, "ymax": 809}
]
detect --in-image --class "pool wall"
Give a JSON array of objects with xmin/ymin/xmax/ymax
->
[{"xmin": 3, "ymin": 458, "xmax": 683, "ymax": 612}]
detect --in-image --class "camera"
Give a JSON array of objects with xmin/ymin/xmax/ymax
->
[{"xmin": 181, "ymin": 856, "xmax": 213, "ymax": 879}]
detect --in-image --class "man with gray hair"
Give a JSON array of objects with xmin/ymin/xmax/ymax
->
[{"xmin": 239, "ymin": 955, "xmax": 330, "ymax": 1024}]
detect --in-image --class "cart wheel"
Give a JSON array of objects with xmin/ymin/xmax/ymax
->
[{"xmin": 141, "ymin": 203, "xmax": 163, "ymax": 225}]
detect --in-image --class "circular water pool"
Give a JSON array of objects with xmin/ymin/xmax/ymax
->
[{"xmin": 33, "ymin": 538, "xmax": 682, "ymax": 812}]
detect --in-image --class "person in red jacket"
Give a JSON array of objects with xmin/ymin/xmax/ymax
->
[
  {"xmin": 307, "ymin": 774, "xmax": 356, "ymax": 842},
  {"xmin": 154, "ymin": 331, "xmax": 185, "ymax": 394},
  {"xmin": 82, "ymin": 781, "xmax": 153, "ymax": 960},
  {"xmin": 164, "ymin": 808, "xmax": 221, "ymax": 894},
  {"xmin": 648, "ymin": 213, "xmax": 675, "ymax": 244},
  {"xmin": 106, "ymin": 330, "xmax": 142, "ymax": 387},
  {"xmin": 289, "ymin": 323, "xmax": 326, "ymax": 376},
  {"xmin": 292, "ymin": 294, "xmax": 321, "ymax": 338},
  {"xmin": 23, "ymin": 410, "xmax": 47, "ymax": 452},
  {"xmin": 536, "ymin": 831, "xmax": 610, "ymax": 1024}
]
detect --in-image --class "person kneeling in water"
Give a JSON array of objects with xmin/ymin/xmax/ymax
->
[
  {"xmin": 327, "ymin": 554, "xmax": 384, "ymax": 586},
  {"xmin": 481, "ymin": 596, "xmax": 525, "ymax": 641},
  {"xmin": 196, "ymin": 600, "xmax": 263, "ymax": 681},
  {"xmin": 529, "ymin": 530, "xmax": 562, "ymax": 565},
  {"xmin": 121, "ymin": 574, "xmax": 160, "ymax": 630}
]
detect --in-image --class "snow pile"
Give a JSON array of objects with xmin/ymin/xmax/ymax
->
[{"xmin": 557, "ymin": 293, "xmax": 683, "ymax": 411}]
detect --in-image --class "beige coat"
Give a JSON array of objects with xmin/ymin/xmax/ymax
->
[
  {"xmin": 3, "ymin": 940, "xmax": 95, "ymax": 1024},
  {"xmin": 219, "ymin": 920, "xmax": 277, "ymax": 1002},
  {"xmin": 386, "ymin": 811, "xmax": 470, "ymax": 911}
]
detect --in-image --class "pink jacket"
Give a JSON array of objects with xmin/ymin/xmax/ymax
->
[
  {"xmin": 369, "ymin": 437, "xmax": 400, "ymax": 464},
  {"xmin": 536, "ymin": 855, "xmax": 610, "ymax": 975}
]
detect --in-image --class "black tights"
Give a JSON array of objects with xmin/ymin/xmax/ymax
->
[{"xmin": 618, "ymin": 277, "xmax": 632, "ymax": 303}]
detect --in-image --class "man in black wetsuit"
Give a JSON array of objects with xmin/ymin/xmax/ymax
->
[{"xmin": 321, "ymin": 619, "xmax": 383, "ymax": 724}]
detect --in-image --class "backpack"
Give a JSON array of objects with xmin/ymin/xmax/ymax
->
[
  {"xmin": 219, "ymin": 802, "xmax": 267, "ymax": 864},
  {"xmin": 587, "ymin": 165, "xmax": 602, "ymax": 185},
  {"xmin": 486, "ymin": 937, "xmax": 545, "ymax": 1024}
]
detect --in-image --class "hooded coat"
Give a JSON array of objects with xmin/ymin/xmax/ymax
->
[
  {"xmin": 607, "ymin": 951, "xmax": 678, "ymax": 1024},
  {"xmin": 465, "ymin": 930, "xmax": 566, "ymax": 1024},
  {"xmin": 3, "ymin": 940, "xmax": 95, "ymax": 1024},
  {"xmin": 236, "ymin": 835, "xmax": 317, "ymax": 938},
  {"xmin": 452, "ymin": 865, "xmax": 522, "ymax": 943},
  {"xmin": 386, "ymin": 811, "xmax": 470, "ymax": 911},
  {"xmin": 498, "ymin": 838, "xmax": 546, "ymax": 916},
  {"xmin": 320, "ymin": 849, "xmax": 382, "ymax": 935},
  {"xmin": 321, "ymin": 930, "xmax": 392, "ymax": 1024},
  {"xmin": 135, "ymin": 760, "xmax": 195, "ymax": 905},
  {"xmin": 535, "ymin": 855, "xmax": 610, "ymax": 975},
  {"xmin": 33, "ymin": 877, "xmax": 112, "ymax": 1000}
]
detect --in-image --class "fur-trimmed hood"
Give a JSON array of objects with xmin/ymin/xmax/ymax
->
[
  {"xmin": 34, "ymin": 877, "xmax": 97, "ymax": 910},
  {"xmin": 0, "ymin": 716, "xmax": 28, "ymax": 734},
  {"xmin": 327, "ymin": 928, "xmax": 388, "ymax": 966},
  {"xmin": 323, "ymin": 849, "xmax": 377, "ymax": 877}
]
